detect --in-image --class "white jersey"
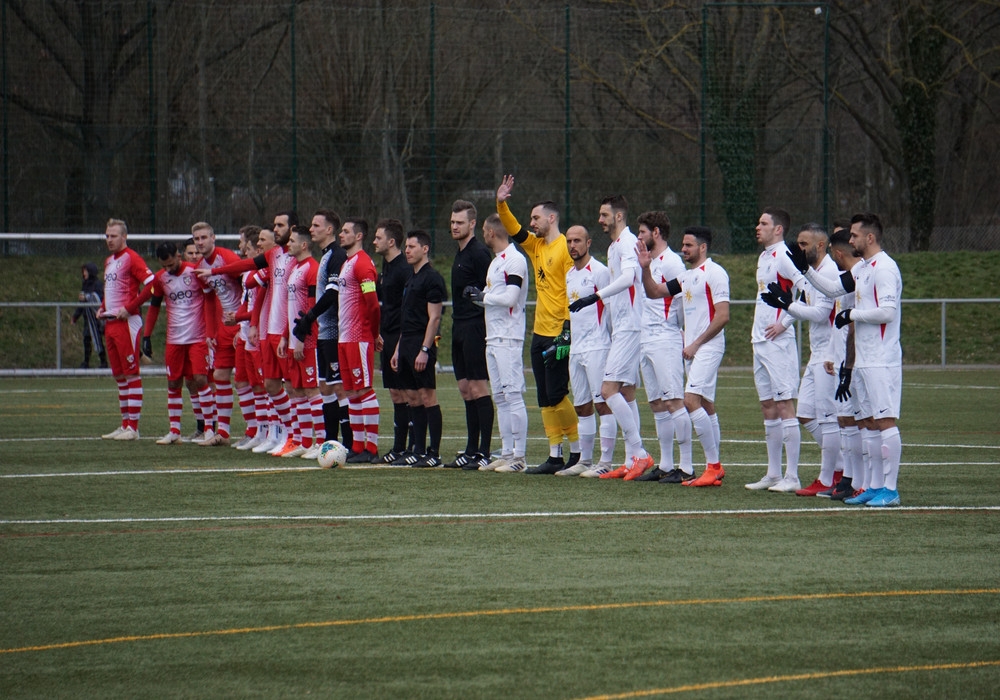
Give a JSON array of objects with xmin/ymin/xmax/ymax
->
[
  {"xmin": 823, "ymin": 287, "xmax": 855, "ymax": 368},
  {"xmin": 752, "ymin": 241, "xmax": 797, "ymax": 343},
  {"xmin": 852, "ymin": 251, "xmax": 903, "ymax": 368},
  {"xmin": 643, "ymin": 245, "xmax": 685, "ymax": 339},
  {"xmin": 483, "ymin": 245, "xmax": 529, "ymax": 343},
  {"xmin": 786, "ymin": 254, "xmax": 839, "ymax": 365},
  {"xmin": 153, "ymin": 263, "xmax": 210, "ymax": 345},
  {"xmin": 603, "ymin": 227, "xmax": 644, "ymax": 334},
  {"xmin": 567, "ymin": 258, "xmax": 611, "ymax": 355},
  {"xmin": 680, "ymin": 257, "xmax": 730, "ymax": 353}
]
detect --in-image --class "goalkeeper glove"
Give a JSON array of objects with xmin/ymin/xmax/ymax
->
[{"xmin": 835, "ymin": 363, "xmax": 853, "ymax": 401}]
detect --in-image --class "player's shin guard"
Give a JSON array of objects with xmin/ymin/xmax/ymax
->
[
  {"xmin": 214, "ymin": 379, "xmax": 233, "ymax": 438},
  {"xmin": 782, "ymin": 418, "xmax": 801, "ymax": 479},
  {"xmin": 672, "ymin": 407, "xmax": 694, "ymax": 472},
  {"xmin": 167, "ymin": 387, "xmax": 183, "ymax": 434},
  {"xmin": 540, "ymin": 406, "xmax": 563, "ymax": 458},
  {"xmin": 881, "ymin": 426, "xmax": 902, "ymax": 491},
  {"xmin": 653, "ymin": 410, "xmax": 674, "ymax": 471},
  {"xmin": 554, "ymin": 395, "xmax": 579, "ymax": 442},
  {"xmin": 577, "ymin": 412, "xmax": 597, "ymax": 463}
]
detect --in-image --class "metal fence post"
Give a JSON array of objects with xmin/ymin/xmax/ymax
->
[
  {"xmin": 56, "ymin": 303, "xmax": 62, "ymax": 370},
  {"xmin": 941, "ymin": 300, "xmax": 947, "ymax": 367}
]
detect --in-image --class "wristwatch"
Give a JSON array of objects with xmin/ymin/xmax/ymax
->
[{"xmin": 420, "ymin": 345, "xmax": 430, "ymax": 353}]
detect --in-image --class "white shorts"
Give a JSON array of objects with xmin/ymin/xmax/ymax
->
[
  {"xmin": 603, "ymin": 330, "xmax": 641, "ymax": 386},
  {"xmin": 685, "ymin": 345, "xmax": 724, "ymax": 402},
  {"xmin": 753, "ymin": 339, "xmax": 799, "ymax": 402},
  {"xmin": 797, "ymin": 363, "xmax": 837, "ymax": 423},
  {"xmin": 854, "ymin": 366, "xmax": 901, "ymax": 420},
  {"xmin": 486, "ymin": 339, "xmax": 526, "ymax": 397},
  {"xmin": 570, "ymin": 349, "xmax": 607, "ymax": 407},
  {"xmin": 640, "ymin": 334, "xmax": 684, "ymax": 402}
]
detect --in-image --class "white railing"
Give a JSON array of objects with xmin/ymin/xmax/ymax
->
[{"xmin": 1, "ymin": 298, "xmax": 997, "ymax": 374}]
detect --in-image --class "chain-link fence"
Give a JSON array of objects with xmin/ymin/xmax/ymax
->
[{"xmin": 3, "ymin": 1, "xmax": 999, "ymax": 256}]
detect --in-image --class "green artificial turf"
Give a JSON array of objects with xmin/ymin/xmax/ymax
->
[{"xmin": 1, "ymin": 370, "xmax": 998, "ymax": 698}]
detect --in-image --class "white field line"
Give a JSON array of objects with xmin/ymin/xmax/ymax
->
[
  {"xmin": 2, "ymin": 506, "xmax": 999, "ymax": 527},
  {"xmin": 2, "ymin": 435, "xmax": 998, "ymax": 450},
  {"xmin": 2, "ymin": 461, "xmax": 999, "ymax": 480}
]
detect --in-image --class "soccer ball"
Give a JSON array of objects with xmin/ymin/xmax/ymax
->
[{"xmin": 317, "ymin": 440, "xmax": 348, "ymax": 469}]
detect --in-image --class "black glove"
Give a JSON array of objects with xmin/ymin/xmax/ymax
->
[
  {"xmin": 835, "ymin": 363, "xmax": 853, "ymax": 401},
  {"xmin": 568, "ymin": 293, "xmax": 599, "ymax": 313},
  {"xmin": 141, "ymin": 336, "xmax": 153, "ymax": 359},
  {"xmin": 463, "ymin": 285, "xmax": 485, "ymax": 305},
  {"xmin": 786, "ymin": 245, "xmax": 809, "ymax": 274},
  {"xmin": 292, "ymin": 310, "xmax": 316, "ymax": 343},
  {"xmin": 834, "ymin": 309, "xmax": 852, "ymax": 329},
  {"xmin": 760, "ymin": 281, "xmax": 792, "ymax": 310}
]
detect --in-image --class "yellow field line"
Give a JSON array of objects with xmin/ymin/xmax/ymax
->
[
  {"xmin": 2, "ymin": 588, "xmax": 997, "ymax": 655},
  {"xmin": 577, "ymin": 660, "xmax": 1000, "ymax": 699}
]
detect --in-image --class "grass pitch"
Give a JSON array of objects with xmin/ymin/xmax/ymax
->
[{"xmin": 1, "ymin": 370, "xmax": 998, "ymax": 698}]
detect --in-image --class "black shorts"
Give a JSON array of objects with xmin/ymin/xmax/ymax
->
[
  {"xmin": 530, "ymin": 332, "xmax": 569, "ymax": 407},
  {"xmin": 397, "ymin": 335, "xmax": 437, "ymax": 390},
  {"xmin": 451, "ymin": 318, "xmax": 488, "ymax": 381},
  {"xmin": 381, "ymin": 331, "xmax": 402, "ymax": 390},
  {"xmin": 316, "ymin": 340, "xmax": 342, "ymax": 385}
]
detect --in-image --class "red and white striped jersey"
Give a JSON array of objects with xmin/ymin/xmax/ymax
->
[{"xmin": 103, "ymin": 248, "xmax": 154, "ymax": 318}]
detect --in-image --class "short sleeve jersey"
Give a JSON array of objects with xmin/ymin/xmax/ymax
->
[
  {"xmin": 484, "ymin": 246, "xmax": 529, "ymax": 343},
  {"xmin": 753, "ymin": 241, "xmax": 797, "ymax": 343},
  {"xmin": 680, "ymin": 257, "xmax": 730, "ymax": 352},
  {"xmin": 566, "ymin": 258, "xmax": 611, "ymax": 355},
  {"xmin": 378, "ymin": 253, "xmax": 411, "ymax": 336},
  {"xmin": 103, "ymin": 248, "xmax": 154, "ymax": 318},
  {"xmin": 451, "ymin": 237, "xmax": 491, "ymax": 324},
  {"xmin": 153, "ymin": 262, "xmax": 209, "ymax": 345},
  {"xmin": 400, "ymin": 264, "xmax": 447, "ymax": 338},
  {"xmin": 287, "ymin": 257, "xmax": 319, "ymax": 351},
  {"xmin": 199, "ymin": 247, "xmax": 243, "ymax": 314},
  {"xmin": 338, "ymin": 250, "xmax": 379, "ymax": 343},
  {"xmin": 852, "ymin": 251, "xmax": 903, "ymax": 368},
  {"xmin": 644, "ymin": 246, "xmax": 685, "ymax": 338},
  {"xmin": 266, "ymin": 247, "xmax": 295, "ymax": 337},
  {"xmin": 316, "ymin": 244, "xmax": 348, "ymax": 341},
  {"xmin": 604, "ymin": 228, "xmax": 644, "ymax": 334}
]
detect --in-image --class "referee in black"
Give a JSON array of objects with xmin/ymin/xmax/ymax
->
[
  {"xmin": 391, "ymin": 230, "xmax": 448, "ymax": 468},
  {"xmin": 373, "ymin": 218, "xmax": 412, "ymax": 464},
  {"xmin": 447, "ymin": 199, "xmax": 494, "ymax": 469}
]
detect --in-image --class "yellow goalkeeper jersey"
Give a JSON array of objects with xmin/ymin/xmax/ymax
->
[{"xmin": 497, "ymin": 200, "xmax": 572, "ymax": 337}]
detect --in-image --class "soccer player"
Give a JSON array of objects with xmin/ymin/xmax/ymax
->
[
  {"xmin": 181, "ymin": 235, "xmax": 208, "ymax": 440},
  {"xmin": 633, "ymin": 211, "xmax": 694, "ymax": 483},
  {"xmin": 275, "ymin": 226, "xmax": 322, "ymax": 457},
  {"xmin": 745, "ymin": 208, "xmax": 802, "ymax": 493},
  {"xmin": 371, "ymin": 218, "xmax": 413, "ymax": 464},
  {"xmin": 760, "ymin": 223, "xmax": 842, "ymax": 495},
  {"xmin": 818, "ymin": 225, "xmax": 865, "ymax": 500},
  {"xmin": 466, "ymin": 214, "xmax": 530, "ymax": 473},
  {"xmin": 638, "ymin": 226, "xmax": 730, "ymax": 486},
  {"xmin": 788, "ymin": 212, "xmax": 904, "ymax": 507},
  {"xmin": 446, "ymin": 200, "xmax": 494, "ymax": 470},
  {"xmin": 337, "ymin": 218, "xmax": 382, "ymax": 463},
  {"xmin": 496, "ymin": 174, "xmax": 579, "ymax": 473},
  {"xmin": 193, "ymin": 221, "xmax": 244, "ymax": 446},
  {"xmin": 195, "ymin": 214, "xmax": 299, "ymax": 456},
  {"xmin": 560, "ymin": 225, "xmax": 617, "ymax": 477},
  {"xmin": 293, "ymin": 209, "xmax": 349, "ymax": 459},
  {"xmin": 391, "ymin": 230, "xmax": 447, "ymax": 467},
  {"xmin": 230, "ymin": 226, "xmax": 269, "ymax": 451},
  {"xmin": 100, "ymin": 218, "xmax": 154, "ymax": 441},
  {"xmin": 125, "ymin": 242, "xmax": 216, "ymax": 446},
  {"xmin": 570, "ymin": 195, "xmax": 654, "ymax": 480}
]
